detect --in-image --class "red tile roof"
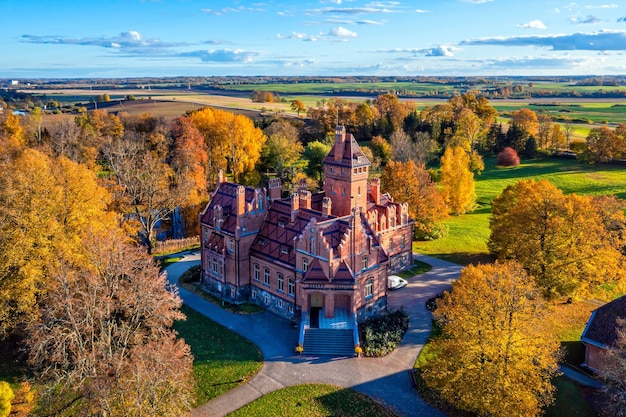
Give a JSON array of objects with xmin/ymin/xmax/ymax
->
[
  {"xmin": 323, "ymin": 132, "xmax": 370, "ymax": 169},
  {"xmin": 200, "ymin": 182, "xmax": 259, "ymax": 235}
]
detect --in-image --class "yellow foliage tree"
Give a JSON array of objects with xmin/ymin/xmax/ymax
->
[
  {"xmin": 381, "ymin": 160, "xmax": 448, "ymax": 240},
  {"xmin": 489, "ymin": 179, "xmax": 625, "ymax": 298},
  {"xmin": 0, "ymin": 149, "xmax": 116, "ymax": 337},
  {"xmin": 422, "ymin": 261, "xmax": 560, "ymax": 417},
  {"xmin": 0, "ymin": 382, "xmax": 13, "ymax": 417},
  {"xmin": 440, "ymin": 145, "xmax": 475, "ymax": 215},
  {"xmin": 189, "ymin": 107, "xmax": 266, "ymax": 184},
  {"xmin": 0, "ymin": 113, "xmax": 25, "ymax": 150}
]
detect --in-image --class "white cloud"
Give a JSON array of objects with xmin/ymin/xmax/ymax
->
[
  {"xmin": 570, "ymin": 15, "xmax": 602, "ymax": 24},
  {"xmin": 328, "ymin": 26, "xmax": 357, "ymax": 37},
  {"xmin": 517, "ymin": 20, "xmax": 547, "ymax": 29},
  {"xmin": 585, "ymin": 3, "xmax": 618, "ymax": 9},
  {"xmin": 20, "ymin": 31, "xmax": 182, "ymax": 51},
  {"xmin": 376, "ymin": 45, "xmax": 458, "ymax": 57},
  {"xmin": 461, "ymin": 29, "xmax": 626, "ymax": 50},
  {"xmin": 415, "ymin": 9, "xmax": 428, "ymax": 13},
  {"xmin": 179, "ymin": 49, "xmax": 259, "ymax": 63}
]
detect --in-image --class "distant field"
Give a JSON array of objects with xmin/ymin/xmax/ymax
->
[{"xmin": 214, "ymin": 81, "xmax": 456, "ymax": 95}]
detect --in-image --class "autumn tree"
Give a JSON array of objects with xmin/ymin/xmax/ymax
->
[
  {"xmin": 290, "ymin": 99, "xmax": 305, "ymax": 116},
  {"xmin": 598, "ymin": 318, "xmax": 626, "ymax": 417},
  {"xmin": 381, "ymin": 160, "xmax": 448, "ymax": 240},
  {"xmin": 422, "ymin": 261, "xmax": 560, "ymax": 417},
  {"xmin": 496, "ymin": 147, "xmax": 520, "ymax": 166},
  {"xmin": 0, "ymin": 382, "xmax": 12, "ymax": 417},
  {"xmin": 0, "ymin": 112, "xmax": 25, "ymax": 150},
  {"xmin": 440, "ymin": 146, "xmax": 475, "ymax": 215},
  {"xmin": 169, "ymin": 115, "xmax": 209, "ymax": 207},
  {"xmin": 489, "ymin": 179, "xmax": 625, "ymax": 298},
  {"xmin": 189, "ymin": 107, "xmax": 266, "ymax": 184},
  {"xmin": 583, "ymin": 125, "xmax": 626, "ymax": 164},
  {"xmin": 389, "ymin": 129, "xmax": 414, "ymax": 163},
  {"xmin": 261, "ymin": 120, "xmax": 304, "ymax": 180},
  {"xmin": 510, "ymin": 108, "xmax": 538, "ymax": 138},
  {"xmin": 413, "ymin": 131, "xmax": 439, "ymax": 166},
  {"xmin": 27, "ymin": 230, "xmax": 193, "ymax": 417},
  {"xmin": 102, "ymin": 135, "xmax": 193, "ymax": 253},
  {"xmin": 369, "ymin": 135, "xmax": 392, "ymax": 166},
  {"xmin": 0, "ymin": 150, "xmax": 115, "ymax": 338}
]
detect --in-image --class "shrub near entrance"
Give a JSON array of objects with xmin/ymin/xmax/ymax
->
[{"xmin": 359, "ymin": 310, "xmax": 409, "ymax": 357}]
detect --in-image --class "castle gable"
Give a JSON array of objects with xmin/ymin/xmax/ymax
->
[{"xmin": 200, "ymin": 182, "xmax": 262, "ymax": 235}]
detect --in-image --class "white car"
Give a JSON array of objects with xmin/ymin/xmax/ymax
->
[{"xmin": 387, "ymin": 275, "xmax": 407, "ymax": 290}]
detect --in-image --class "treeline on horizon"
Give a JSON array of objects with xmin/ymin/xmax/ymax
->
[{"xmin": 5, "ymin": 75, "xmax": 626, "ymax": 99}]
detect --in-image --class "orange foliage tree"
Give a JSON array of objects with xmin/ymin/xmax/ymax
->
[
  {"xmin": 489, "ymin": 179, "xmax": 626, "ymax": 298},
  {"xmin": 381, "ymin": 160, "xmax": 448, "ymax": 240},
  {"xmin": 422, "ymin": 261, "xmax": 560, "ymax": 417}
]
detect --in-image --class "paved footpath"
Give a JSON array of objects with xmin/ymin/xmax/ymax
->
[{"xmin": 165, "ymin": 253, "xmax": 463, "ymax": 417}]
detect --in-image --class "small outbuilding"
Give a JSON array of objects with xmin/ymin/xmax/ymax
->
[{"xmin": 581, "ymin": 295, "xmax": 626, "ymax": 372}]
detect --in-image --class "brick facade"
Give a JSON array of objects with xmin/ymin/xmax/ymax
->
[{"xmin": 200, "ymin": 126, "xmax": 414, "ymax": 323}]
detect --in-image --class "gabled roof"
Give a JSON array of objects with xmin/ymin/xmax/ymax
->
[
  {"xmin": 303, "ymin": 258, "xmax": 328, "ymax": 283},
  {"xmin": 334, "ymin": 259, "xmax": 355, "ymax": 283},
  {"xmin": 200, "ymin": 182, "xmax": 258, "ymax": 235},
  {"xmin": 581, "ymin": 295, "xmax": 626, "ymax": 349}
]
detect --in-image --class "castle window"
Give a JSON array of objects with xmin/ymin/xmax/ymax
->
[
  {"xmin": 288, "ymin": 305, "xmax": 294, "ymax": 313},
  {"xmin": 281, "ymin": 247, "xmax": 289, "ymax": 255},
  {"xmin": 358, "ymin": 186, "xmax": 361, "ymax": 197},
  {"xmin": 212, "ymin": 258, "xmax": 218, "ymax": 274},
  {"xmin": 288, "ymin": 279, "xmax": 295, "ymax": 297},
  {"xmin": 252, "ymin": 289, "xmax": 257, "ymax": 299},
  {"xmin": 302, "ymin": 258, "xmax": 309, "ymax": 272},
  {"xmin": 253, "ymin": 264, "xmax": 260, "ymax": 281},
  {"xmin": 231, "ymin": 287, "xmax": 236, "ymax": 298},
  {"xmin": 264, "ymin": 268, "xmax": 270, "ymax": 286},
  {"xmin": 219, "ymin": 261, "xmax": 223, "ymax": 276},
  {"xmin": 362, "ymin": 257, "xmax": 368, "ymax": 271},
  {"xmin": 389, "ymin": 238, "xmax": 393, "ymax": 252},
  {"xmin": 277, "ymin": 273, "xmax": 284, "ymax": 292},
  {"xmin": 229, "ymin": 238, "xmax": 234, "ymax": 253},
  {"xmin": 365, "ymin": 279, "xmax": 374, "ymax": 299},
  {"xmin": 278, "ymin": 216, "xmax": 288, "ymax": 227},
  {"xmin": 277, "ymin": 299, "xmax": 283, "ymax": 308},
  {"xmin": 341, "ymin": 186, "xmax": 345, "ymax": 196},
  {"xmin": 354, "ymin": 168, "xmax": 358, "ymax": 174},
  {"xmin": 264, "ymin": 295, "xmax": 270, "ymax": 305},
  {"xmin": 402, "ymin": 235, "xmax": 406, "ymax": 249}
]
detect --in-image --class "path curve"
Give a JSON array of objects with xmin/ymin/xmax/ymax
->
[{"xmin": 165, "ymin": 253, "xmax": 462, "ymax": 417}]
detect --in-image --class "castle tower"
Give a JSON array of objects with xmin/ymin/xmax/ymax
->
[{"xmin": 322, "ymin": 126, "xmax": 370, "ymax": 217}]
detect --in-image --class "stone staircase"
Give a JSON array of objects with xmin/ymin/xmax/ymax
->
[{"xmin": 302, "ymin": 328, "xmax": 355, "ymax": 356}]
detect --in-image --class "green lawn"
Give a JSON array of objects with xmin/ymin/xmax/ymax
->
[
  {"xmin": 227, "ymin": 384, "xmax": 398, "ymax": 417},
  {"xmin": 397, "ymin": 260, "xmax": 432, "ymax": 279},
  {"xmin": 414, "ymin": 157, "xmax": 626, "ymax": 265},
  {"xmin": 174, "ymin": 305, "xmax": 263, "ymax": 406}
]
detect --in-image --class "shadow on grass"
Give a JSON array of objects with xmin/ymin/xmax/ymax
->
[{"xmin": 423, "ymin": 252, "xmax": 495, "ymax": 266}]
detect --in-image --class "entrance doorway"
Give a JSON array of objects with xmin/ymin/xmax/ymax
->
[{"xmin": 309, "ymin": 293, "xmax": 324, "ymax": 328}]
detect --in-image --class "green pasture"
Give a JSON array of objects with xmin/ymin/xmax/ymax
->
[
  {"xmin": 414, "ymin": 157, "xmax": 626, "ymax": 265},
  {"xmin": 218, "ymin": 81, "xmax": 458, "ymax": 95},
  {"xmin": 174, "ymin": 305, "xmax": 263, "ymax": 406},
  {"xmin": 227, "ymin": 384, "xmax": 398, "ymax": 417}
]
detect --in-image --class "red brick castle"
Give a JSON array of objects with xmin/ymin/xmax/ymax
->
[{"xmin": 200, "ymin": 126, "xmax": 413, "ymax": 332}]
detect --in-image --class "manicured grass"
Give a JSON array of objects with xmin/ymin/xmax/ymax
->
[
  {"xmin": 397, "ymin": 260, "xmax": 432, "ymax": 279},
  {"xmin": 545, "ymin": 377, "xmax": 597, "ymax": 417},
  {"xmin": 227, "ymin": 384, "xmax": 399, "ymax": 417},
  {"xmin": 174, "ymin": 305, "xmax": 263, "ymax": 406},
  {"xmin": 414, "ymin": 157, "xmax": 626, "ymax": 265}
]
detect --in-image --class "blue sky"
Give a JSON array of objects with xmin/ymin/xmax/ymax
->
[{"xmin": 2, "ymin": 0, "xmax": 626, "ymax": 78}]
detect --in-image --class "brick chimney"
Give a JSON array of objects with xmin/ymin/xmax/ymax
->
[
  {"xmin": 298, "ymin": 177, "xmax": 308, "ymax": 195},
  {"xmin": 236, "ymin": 185, "xmax": 246, "ymax": 216},
  {"xmin": 299, "ymin": 190, "xmax": 311, "ymax": 210},
  {"xmin": 370, "ymin": 178, "xmax": 380, "ymax": 205},
  {"xmin": 322, "ymin": 197, "xmax": 332, "ymax": 216},
  {"xmin": 334, "ymin": 125, "xmax": 346, "ymax": 161},
  {"xmin": 217, "ymin": 169, "xmax": 224, "ymax": 186},
  {"xmin": 268, "ymin": 177, "xmax": 282, "ymax": 201},
  {"xmin": 291, "ymin": 193, "xmax": 300, "ymax": 222}
]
